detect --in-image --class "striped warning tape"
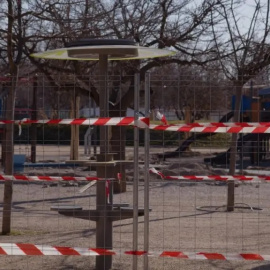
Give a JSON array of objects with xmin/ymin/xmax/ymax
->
[
  {"xmin": 3, "ymin": 117, "xmax": 270, "ymax": 128},
  {"xmin": 3, "ymin": 116, "xmax": 270, "ymax": 133},
  {"xmin": 0, "ymin": 170, "xmax": 266, "ymax": 183},
  {"xmin": 9, "ymin": 117, "xmax": 270, "ymax": 128},
  {"xmin": 0, "ymin": 175, "xmax": 116, "ymax": 182},
  {"xmin": 149, "ymin": 124, "xmax": 270, "ymax": 133},
  {"xmin": 156, "ymin": 111, "xmax": 168, "ymax": 125},
  {"xmin": 0, "ymin": 243, "xmax": 268, "ymax": 260},
  {"xmin": 149, "ymin": 168, "xmax": 269, "ymax": 182},
  {"xmin": 0, "ymin": 117, "xmax": 149, "ymax": 127},
  {"xmin": 156, "ymin": 122, "xmax": 270, "ymax": 128}
]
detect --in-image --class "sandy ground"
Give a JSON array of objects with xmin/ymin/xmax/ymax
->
[{"xmin": 1, "ymin": 145, "xmax": 270, "ymax": 269}]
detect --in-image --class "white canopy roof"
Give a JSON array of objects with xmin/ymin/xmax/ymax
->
[{"xmin": 31, "ymin": 43, "xmax": 175, "ymax": 61}]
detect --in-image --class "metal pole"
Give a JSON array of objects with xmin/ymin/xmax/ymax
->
[
  {"xmin": 93, "ymin": 100, "xmax": 97, "ymax": 156},
  {"xmin": 144, "ymin": 72, "xmax": 150, "ymax": 270},
  {"xmin": 96, "ymin": 54, "xmax": 113, "ymax": 270},
  {"xmin": 30, "ymin": 75, "xmax": 37, "ymax": 163},
  {"xmin": 227, "ymin": 180, "xmax": 235, "ymax": 211},
  {"xmin": 133, "ymin": 73, "xmax": 140, "ymax": 270},
  {"xmin": 99, "ymin": 54, "xmax": 108, "ymax": 154}
]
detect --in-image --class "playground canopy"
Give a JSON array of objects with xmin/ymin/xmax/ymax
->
[{"xmin": 31, "ymin": 39, "xmax": 175, "ymax": 60}]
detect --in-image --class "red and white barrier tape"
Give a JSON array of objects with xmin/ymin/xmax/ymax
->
[
  {"xmin": 9, "ymin": 119, "xmax": 270, "ymax": 128},
  {"xmin": 0, "ymin": 243, "xmax": 268, "ymax": 260},
  {"xmin": 149, "ymin": 124, "xmax": 270, "ymax": 133},
  {"xmin": 156, "ymin": 122, "xmax": 270, "ymax": 128},
  {"xmin": 1, "ymin": 169, "xmax": 266, "ymax": 183},
  {"xmin": 0, "ymin": 117, "xmax": 149, "ymax": 128},
  {"xmin": 4, "ymin": 116, "xmax": 270, "ymax": 133},
  {"xmin": 156, "ymin": 111, "xmax": 168, "ymax": 125},
  {"xmin": 0, "ymin": 175, "xmax": 116, "ymax": 182},
  {"xmin": 149, "ymin": 168, "xmax": 269, "ymax": 182}
]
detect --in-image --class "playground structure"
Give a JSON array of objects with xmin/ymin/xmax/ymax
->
[
  {"xmin": 205, "ymin": 91, "xmax": 270, "ymax": 167},
  {"xmin": 157, "ymin": 88, "xmax": 270, "ymax": 169},
  {"xmin": 2, "ymin": 60, "xmax": 270, "ymax": 269},
  {"xmin": 29, "ymin": 39, "xmax": 173, "ymax": 270}
]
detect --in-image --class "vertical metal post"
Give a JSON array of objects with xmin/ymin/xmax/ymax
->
[
  {"xmin": 30, "ymin": 75, "xmax": 37, "ymax": 163},
  {"xmin": 133, "ymin": 73, "xmax": 140, "ymax": 270},
  {"xmin": 96, "ymin": 54, "xmax": 113, "ymax": 270},
  {"xmin": 93, "ymin": 97, "xmax": 97, "ymax": 156},
  {"xmin": 99, "ymin": 55, "xmax": 109, "ymax": 153},
  {"xmin": 144, "ymin": 72, "xmax": 150, "ymax": 270},
  {"xmin": 227, "ymin": 180, "xmax": 235, "ymax": 212},
  {"xmin": 93, "ymin": 99, "xmax": 97, "ymax": 156}
]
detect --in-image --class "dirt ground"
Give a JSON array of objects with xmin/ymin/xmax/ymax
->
[{"xmin": 1, "ymin": 145, "xmax": 270, "ymax": 270}]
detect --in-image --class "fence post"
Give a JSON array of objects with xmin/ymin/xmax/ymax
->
[
  {"xmin": 133, "ymin": 73, "xmax": 140, "ymax": 270},
  {"xmin": 144, "ymin": 72, "xmax": 150, "ymax": 270}
]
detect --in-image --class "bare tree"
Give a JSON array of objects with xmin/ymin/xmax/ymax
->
[
  {"xmin": 211, "ymin": 0, "xmax": 270, "ymax": 170},
  {"xmin": 0, "ymin": 0, "xmax": 237, "ymax": 204},
  {"xmin": 1, "ymin": 0, "xmax": 25, "ymax": 234},
  {"xmin": 15, "ymin": 0, "xmax": 222, "ymax": 190},
  {"xmin": 18, "ymin": 0, "xmax": 224, "ymax": 105},
  {"xmin": 210, "ymin": 0, "xmax": 270, "ymax": 210},
  {"xmin": 150, "ymin": 64, "xmax": 231, "ymax": 120}
]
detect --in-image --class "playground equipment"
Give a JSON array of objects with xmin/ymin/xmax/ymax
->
[
  {"xmin": 158, "ymin": 111, "xmax": 234, "ymax": 160},
  {"xmin": 206, "ymin": 91, "xmax": 270, "ymax": 166},
  {"xmin": 204, "ymin": 133, "xmax": 270, "ymax": 166},
  {"xmin": 2, "ymin": 75, "xmax": 270, "ymax": 269},
  {"xmin": 31, "ymin": 38, "xmax": 174, "ymax": 270},
  {"xmin": 157, "ymin": 89, "xmax": 270, "ymax": 168}
]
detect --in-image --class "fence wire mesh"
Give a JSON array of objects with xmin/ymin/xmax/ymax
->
[{"xmin": 0, "ymin": 72, "xmax": 270, "ymax": 270}]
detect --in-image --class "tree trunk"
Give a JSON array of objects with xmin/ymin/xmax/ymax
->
[
  {"xmin": 2, "ymin": 76, "xmax": 16, "ymax": 234},
  {"xmin": 227, "ymin": 82, "xmax": 242, "ymax": 211}
]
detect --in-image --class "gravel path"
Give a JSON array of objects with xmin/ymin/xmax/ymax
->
[{"xmin": 0, "ymin": 145, "xmax": 270, "ymax": 269}]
